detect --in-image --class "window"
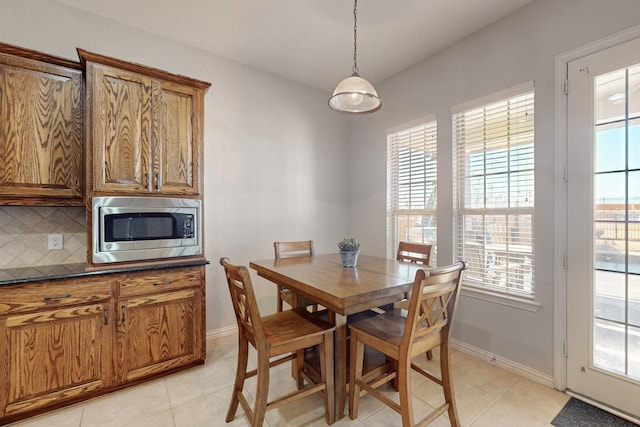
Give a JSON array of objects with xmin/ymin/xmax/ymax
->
[
  {"xmin": 453, "ymin": 83, "xmax": 535, "ymax": 297},
  {"xmin": 387, "ymin": 118, "xmax": 437, "ymax": 261}
]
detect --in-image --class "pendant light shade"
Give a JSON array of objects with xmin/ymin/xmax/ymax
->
[
  {"xmin": 329, "ymin": 0, "xmax": 382, "ymax": 114},
  {"xmin": 329, "ymin": 72, "xmax": 382, "ymax": 114}
]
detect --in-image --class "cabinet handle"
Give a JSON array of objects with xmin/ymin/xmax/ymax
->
[
  {"xmin": 153, "ymin": 280, "xmax": 174, "ymax": 286},
  {"xmin": 145, "ymin": 172, "xmax": 150, "ymax": 190},
  {"xmin": 103, "ymin": 306, "xmax": 109, "ymax": 325},
  {"xmin": 155, "ymin": 172, "xmax": 160, "ymax": 190},
  {"xmin": 121, "ymin": 305, "xmax": 126, "ymax": 323},
  {"xmin": 43, "ymin": 293, "xmax": 72, "ymax": 301}
]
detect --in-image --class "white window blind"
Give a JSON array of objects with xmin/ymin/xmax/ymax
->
[
  {"xmin": 453, "ymin": 83, "xmax": 535, "ymax": 296},
  {"xmin": 387, "ymin": 119, "xmax": 437, "ymax": 262}
]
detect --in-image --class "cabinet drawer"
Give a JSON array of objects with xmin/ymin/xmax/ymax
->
[
  {"xmin": 0, "ymin": 277, "xmax": 114, "ymax": 315},
  {"xmin": 119, "ymin": 268, "xmax": 202, "ymax": 298}
]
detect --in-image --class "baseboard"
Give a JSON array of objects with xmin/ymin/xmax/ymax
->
[
  {"xmin": 451, "ymin": 338, "xmax": 556, "ymax": 389},
  {"xmin": 206, "ymin": 325, "xmax": 236, "ymax": 342}
]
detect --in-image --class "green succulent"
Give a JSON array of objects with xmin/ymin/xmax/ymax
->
[{"xmin": 338, "ymin": 237, "xmax": 360, "ymax": 252}]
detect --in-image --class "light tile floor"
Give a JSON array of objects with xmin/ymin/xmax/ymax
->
[{"xmin": 7, "ymin": 335, "xmax": 570, "ymax": 427}]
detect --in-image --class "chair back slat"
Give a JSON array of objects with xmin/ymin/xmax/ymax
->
[
  {"xmin": 274, "ymin": 240, "xmax": 314, "ymax": 259},
  {"xmin": 396, "ymin": 241, "xmax": 432, "ymax": 265},
  {"xmin": 220, "ymin": 257, "xmax": 266, "ymax": 350},
  {"xmin": 402, "ymin": 262, "xmax": 467, "ymax": 352}
]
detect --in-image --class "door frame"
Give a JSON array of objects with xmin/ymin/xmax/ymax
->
[{"xmin": 554, "ymin": 23, "xmax": 640, "ymax": 397}]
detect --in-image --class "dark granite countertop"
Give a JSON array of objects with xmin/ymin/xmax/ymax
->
[{"xmin": 0, "ymin": 259, "xmax": 209, "ymax": 287}]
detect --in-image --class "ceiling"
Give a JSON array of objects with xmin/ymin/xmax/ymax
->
[{"xmin": 57, "ymin": 0, "xmax": 535, "ymax": 92}]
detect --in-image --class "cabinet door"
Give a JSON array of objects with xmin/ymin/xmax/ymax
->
[
  {"xmin": 0, "ymin": 303, "xmax": 112, "ymax": 418},
  {"xmin": 0, "ymin": 52, "xmax": 82, "ymax": 203},
  {"xmin": 154, "ymin": 80, "xmax": 204, "ymax": 195},
  {"xmin": 88, "ymin": 63, "xmax": 152, "ymax": 193},
  {"xmin": 116, "ymin": 288, "xmax": 203, "ymax": 382}
]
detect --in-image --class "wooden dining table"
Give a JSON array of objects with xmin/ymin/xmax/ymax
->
[{"xmin": 249, "ymin": 253, "xmax": 424, "ymax": 421}]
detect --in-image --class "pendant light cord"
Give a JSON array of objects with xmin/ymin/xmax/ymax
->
[
  {"xmin": 352, "ymin": 0, "xmax": 359, "ymax": 75},
  {"xmin": 328, "ymin": 0, "xmax": 381, "ymax": 113}
]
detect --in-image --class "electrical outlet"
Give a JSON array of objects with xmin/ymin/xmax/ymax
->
[{"xmin": 48, "ymin": 234, "xmax": 63, "ymax": 250}]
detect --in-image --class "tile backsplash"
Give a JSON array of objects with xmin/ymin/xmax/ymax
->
[{"xmin": 0, "ymin": 206, "xmax": 87, "ymax": 268}]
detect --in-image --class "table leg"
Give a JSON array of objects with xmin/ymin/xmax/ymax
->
[
  {"xmin": 288, "ymin": 294, "xmax": 348, "ymax": 420},
  {"xmin": 331, "ymin": 311, "xmax": 348, "ymax": 420}
]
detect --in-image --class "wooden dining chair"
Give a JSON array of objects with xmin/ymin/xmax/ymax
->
[
  {"xmin": 274, "ymin": 240, "xmax": 318, "ymax": 312},
  {"xmin": 394, "ymin": 242, "xmax": 435, "ymax": 360},
  {"xmin": 396, "ymin": 241, "xmax": 433, "ymax": 265},
  {"xmin": 348, "ymin": 261, "xmax": 467, "ymax": 427},
  {"xmin": 219, "ymin": 257, "xmax": 335, "ymax": 426},
  {"xmin": 395, "ymin": 241, "xmax": 433, "ymax": 308}
]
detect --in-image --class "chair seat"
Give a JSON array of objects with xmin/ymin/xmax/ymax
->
[
  {"xmin": 348, "ymin": 309, "xmax": 406, "ymax": 345},
  {"xmin": 350, "ymin": 308, "xmax": 444, "ymax": 362},
  {"xmin": 262, "ymin": 308, "xmax": 334, "ymax": 354}
]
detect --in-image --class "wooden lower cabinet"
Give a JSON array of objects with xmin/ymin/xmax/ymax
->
[
  {"xmin": 0, "ymin": 276, "xmax": 114, "ymax": 421},
  {"xmin": 0, "ymin": 265, "xmax": 205, "ymax": 424},
  {"xmin": 116, "ymin": 268, "xmax": 204, "ymax": 382}
]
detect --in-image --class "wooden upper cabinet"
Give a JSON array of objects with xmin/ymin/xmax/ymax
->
[
  {"xmin": 89, "ymin": 64, "xmax": 152, "ymax": 193},
  {"xmin": 0, "ymin": 43, "xmax": 83, "ymax": 205},
  {"xmin": 156, "ymin": 81, "xmax": 202, "ymax": 194},
  {"xmin": 79, "ymin": 49, "xmax": 210, "ymax": 196}
]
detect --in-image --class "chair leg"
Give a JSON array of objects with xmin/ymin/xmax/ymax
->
[
  {"xmin": 398, "ymin": 358, "xmax": 414, "ymax": 427},
  {"xmin": 252, "ymin": 353, "xmax": 271, "ymax": 427},
  {"xmin": 440, "ymin": 342, "xmax": 460, "ymax": 427},
  {"xmin": 348, "ymin": 332, "xmax": 365, "ymax": 420},
  {"xmin": 296, "ymin": 349, "xmax": 305, "ymax": 389},
  {"xmin": 426, "ymin": 349, "xmax": 433, "ymax": 360},
  {"xmin": 392, "ymin": 359, "xmax": 399, "ymax": 391},
  {"xmin": 226, "ymin": 337, "xmax": 249, "ymax": 422},
  {"xmin": 276, "ymin": 287, "xmax": 284, "ymax": 312},
  {"xmin": 319, "ymin": 332, "xmax": 335, "ymax": 424}
]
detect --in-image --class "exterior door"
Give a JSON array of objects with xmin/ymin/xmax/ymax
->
[{"xmin": 567, "ymin": 37, "xmax": 640, "ymax": 419}]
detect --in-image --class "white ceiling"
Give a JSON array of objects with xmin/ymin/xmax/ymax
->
[{"xmin": 57, "ymin": 0, "xmax": 535, "ymax": 92}]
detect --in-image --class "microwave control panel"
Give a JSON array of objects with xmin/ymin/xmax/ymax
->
[{"xmin": 183, "ymin": 215, "xmax": 195, "ymax": 239}]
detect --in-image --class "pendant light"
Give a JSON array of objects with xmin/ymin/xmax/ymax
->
[{"xmin": 328, "ymin": 0, "xmax": 382, "ymax": 114}]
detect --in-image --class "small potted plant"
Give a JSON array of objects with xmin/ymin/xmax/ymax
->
[{"xmin": 338, "ymin": 237, "xmax": 360, "ymax": 268}]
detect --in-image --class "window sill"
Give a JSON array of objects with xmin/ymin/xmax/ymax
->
[{"xmin": 461, "ymin": 285, "xmax": 541, "ymax": 312}]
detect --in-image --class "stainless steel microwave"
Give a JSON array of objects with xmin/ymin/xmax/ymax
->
[{"xmin": 92, "ymin": 196, "xmax": 202, "ymax": 264}]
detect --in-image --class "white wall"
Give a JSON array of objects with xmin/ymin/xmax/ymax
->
[
  {"xmin": 5, "ymin": 0, "xmax": 640, "ymax": 379},
  {"xmin": 0, "ymin": 0, "xmax": 351, "ymax": 331},
  {"xmin": 348, "ymin": 0, "xmax": 640, "ymax": 375}
]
